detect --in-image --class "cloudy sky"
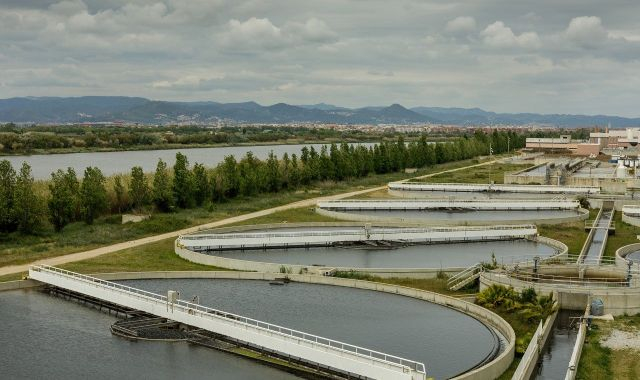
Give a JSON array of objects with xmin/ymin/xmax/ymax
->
[{"xmin": 1, "ymin": 0, "xmax": 639, "ymax": 116}]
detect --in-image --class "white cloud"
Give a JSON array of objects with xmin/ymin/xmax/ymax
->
[
  {"xmin": 565, "ymin": 16, "xmax": 608, "ymax": 48},
  {"xmin": 220, "ymin": 16, "xmax": 337, "ymax": 50},
  {"xmin": 445, "ymin": 16, "xmax": 476, "ymax": 34},
  {"xmin": 480, "ymin": 21, "xmax": 541, "ymax": 49},
  {"xmin": 222, "ymin": 17, "xmax": 286, "ymax": 49},
  {"xmin": 286, "ymin": 18, "xmax": 337, "ymax": 43}
]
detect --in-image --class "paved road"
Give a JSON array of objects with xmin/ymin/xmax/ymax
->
[{"xmin": 0, "ymin": 158, "xmax": 501, "ymax": 276}]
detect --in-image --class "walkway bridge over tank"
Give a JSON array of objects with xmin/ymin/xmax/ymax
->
[
  {"xmin": 178, "ymin": 225, "xmax": 538, "ymax": 252},
  {"xmin": 29, "ymin": 265, "xmax": 426, "ymax": 380},
  {"xmin": 388, "ymin": 182, "xmax": 600, "ymax": 195}
]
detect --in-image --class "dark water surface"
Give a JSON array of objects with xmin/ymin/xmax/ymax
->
[
  {"xmin": 0, "ymin": 289, "xmax": 298, "ymax": 380},
  {"xmin": 120, "ymin": 278, "xmax": 497, "ymax": 379},
  {"xmin": 0, "ymin": 279, "xmax": 498, "ymax": 379},
  {"xmin": 346, "ymin": 209, "xmax": 582, "ymax": 222},
  {"xmin": 534, "ymin": 310, "xmax": 582, "ymax": 379},
  {"xmin": 211, "ymin": 239, "xmax": 557, "ymax": 268}
]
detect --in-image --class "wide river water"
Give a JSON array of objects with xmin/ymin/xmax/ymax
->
[
  {"xmin": 4, "ymin": 143, "xmax": 366, "ymax": 179},
  {"xmin": 0, "ymin": 279, "xmax": 498, "ymax": 379}
]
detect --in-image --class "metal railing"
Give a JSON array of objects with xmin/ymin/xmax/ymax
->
[
  {"xmin": 30, "ymin": 264, "xmax": 426, "ymax": 376},
  {"xmin": 180, "ymin": 225, "xmax": 538, "ymax": 241},
  {"xmin": 484, "ymin": 270, "xmax": 637, "ymax": 289},
  {"xmin": 388, "ymin": 182, "xmax": 600, "ymax": 194},
  {"xmin": 447, "ymin": 263, "xmax": 483, "ymax": 291}
]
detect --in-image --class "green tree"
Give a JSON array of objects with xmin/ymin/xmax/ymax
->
[
  {"xmin": 219, "ymin": 155, "xmax": 240, "ymax": 198},
  {"xmin": 265, "ymin": 151, "xmax": 280, "ymax": 192},
  {"xmin": 129, "ymin": 166, "xmax": 149, "ymax": 210},
  {"xmin": 0, "ymin": 160, "xmax": 17, "ymax": 232},
  {"xmin": 173, "ymin": 152, "xmax": 193, "ymax": 208},
  {"xmin": 113, "ymin": 175, "xmax": 127, "ymax": 213},
  {"xmin": 152, "ymin": 159, "xmax": 172, "ymax": 211},
  {"xmin": 48, "ymin": 168, "xmax": 79, "ymax": 232},
  {"xmin": 192, "ymin": 162, "xmax": 209, "ymax": 206},
  {"xmin": 80, "ymin": 166, "xmax": 108, "ymax": 225},
  {"xmin": 13, "ymin": 162, "xmax": 43, "ymax": 234}
]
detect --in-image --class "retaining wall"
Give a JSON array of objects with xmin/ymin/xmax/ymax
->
[
  {"xmin": 565, "ymin": 305, "xmax": 590, "ymax": 380},
  {"xmin": 511, "ymin": 311, "xmax": 558, "ymax": 380},
  {"xmin": 480, "ymin": 272, "xmax": 640, "ymax": 315}
]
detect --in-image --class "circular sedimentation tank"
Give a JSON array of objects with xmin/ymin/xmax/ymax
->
[
  {"xmin": 0, "ymin": 278, "xmax": 505, "ymax": 379},
  {"xmin": 182, "ymin": 225, "xmax": 563, "ymax": 273}
]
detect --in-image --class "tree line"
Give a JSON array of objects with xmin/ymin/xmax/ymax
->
[{"xmin": 0, "ymin": 131, "xmax": 524, "ymax": 235}]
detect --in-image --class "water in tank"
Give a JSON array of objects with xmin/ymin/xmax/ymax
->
[{"xmin": 591, "ymin": 298, "xmax": 605, "ymax": 316}]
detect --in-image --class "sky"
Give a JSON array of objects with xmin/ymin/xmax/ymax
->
[{"xmin": 1, "ymin": 0, "xmax": 639, "ymax": 117}]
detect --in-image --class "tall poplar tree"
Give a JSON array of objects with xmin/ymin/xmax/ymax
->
[
  {"xmin": 13, "ymin": 162, "xmax": 43, "ymax": 234},
  {"xmin": 80, "ymin": 166, "xmax": 107, "ymax": 225}
]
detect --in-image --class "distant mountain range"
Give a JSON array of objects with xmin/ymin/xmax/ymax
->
[{"xmin": 1, "ymin": 96, "xmax": 639, "ymax": 127}]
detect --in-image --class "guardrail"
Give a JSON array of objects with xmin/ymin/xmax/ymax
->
[
  {"xmin": 29, "ymin": 264, "xmax": 426, "ymax": 379},
  {"xmin": 388, "ymin": 182, "xmax": 600, "ymax": 194},
  {"xmin": 181, "ymin": 225, "xmax": 538, "ymax": 241},
  {"xmin": 483, "ymin": 270, "xmax": 637, "ymax": 290},
  {"xmin": 316, "ymin": 199, "xmax": 579, "ymax": 211}
]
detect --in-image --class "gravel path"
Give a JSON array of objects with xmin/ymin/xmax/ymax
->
[{"xmin": 601, "ymin": 329, "xmax": 640, "ymax": 350}]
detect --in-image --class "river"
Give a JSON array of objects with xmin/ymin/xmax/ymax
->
[{"xmin": 3, "ymin": 143, "xmax": 370, "ymax": 179}]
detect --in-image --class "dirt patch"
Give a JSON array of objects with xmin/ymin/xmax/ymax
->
[{"xmin": 601, "ymin": 328, "xmax": 640, "ymax": 350}]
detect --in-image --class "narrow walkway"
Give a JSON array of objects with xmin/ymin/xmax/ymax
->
[
  {"xmin": 29, "ymin": 265, "xmax": 426, "ymax": 380},
  {"xmin": 579, "ymin": 206, "xmax": 614, "ymax": 263},
  {"xmin": 0, "ymin": 158, "xmax": 503, "ymax": 276}
]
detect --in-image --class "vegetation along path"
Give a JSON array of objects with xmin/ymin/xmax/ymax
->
[{"xmin": 0, "ymin": 158, "xmax": 501, "ymax": 277}]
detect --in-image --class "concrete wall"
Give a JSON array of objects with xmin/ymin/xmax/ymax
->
[
  {"xmin": 504, "ymin": 163, "xmax": 548, "ymax": 185},
  {"xmin": 615, "ymin": 243, "xmax": 640, "ymax": 270},
  {"xmin": 512, "ymin": 311, "xmax": 558, "ymax": 380},
  {"xmin": 0, "ymin": 279, "xmax": 40, "ymax": 291},
  {"xmin": 536, "ymin": 236, "xmax": 569, "ymax": 259},
  {"xmin": 622, "ymin": 214, "xmax": 640, "ymax": 228},
  {"xmin": 23, "ymin": 269, "xmax": 516, "ymax": 380},
  {"xmin": 565, "ymin": 305, "xmax": 590, "ymax": 380},
  {"xmin": 480, "ymin": 272, "xmax": 640, "ymax": 315}
]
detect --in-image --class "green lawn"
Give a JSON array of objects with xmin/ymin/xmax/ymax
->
[
  {"xmin": 577, "ymin": 314, "xmax": 640, "ymax": 379},
  {"xmin": 409, "ymin": 162, "xmax": 530, "ymax": 184},
  {"xmin": 604, "ymin": 212, "xmax": 640, "ymax": 258}
]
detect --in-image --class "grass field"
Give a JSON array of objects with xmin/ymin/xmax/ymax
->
[
  {"xmin": 578, "ymin": 314, "xmax": 640, "ymax": 380},
  {"xmin": 604, "ymin": 212, "xmax": 640, "ymax": 258},
  {"xmin": 408, "ymin": 162, "xmax": 531, "ymax": 184}
]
